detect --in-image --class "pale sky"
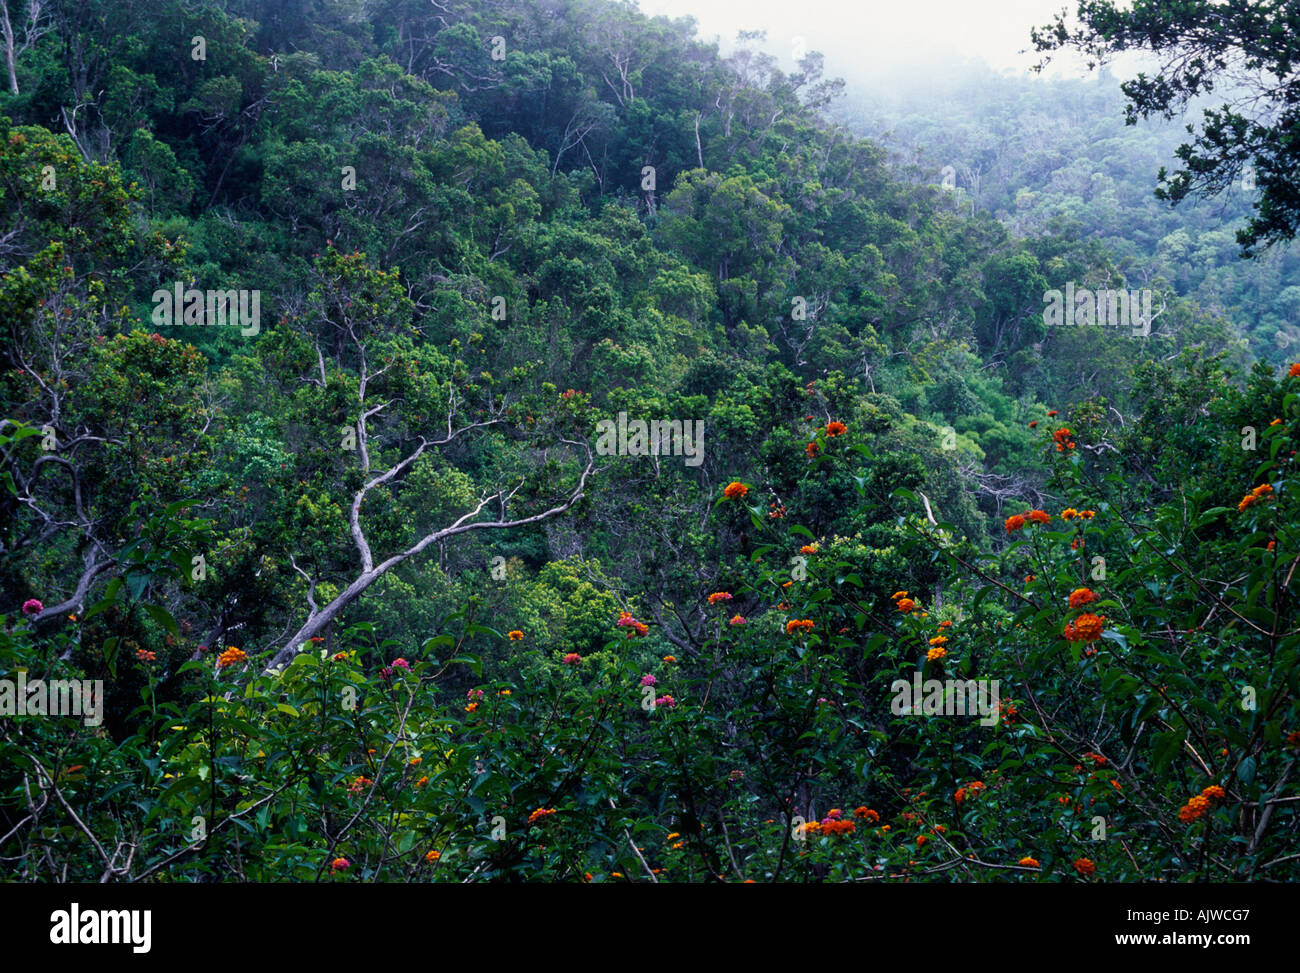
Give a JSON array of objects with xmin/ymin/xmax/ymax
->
[{"xmin": 636, "ymin": 0, "xmax": 1095, "ymax": 79}]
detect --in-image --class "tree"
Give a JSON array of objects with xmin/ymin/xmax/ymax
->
[
  {"xmin": 256, "ymin": 249, "xmax": 598, "ymax": 672},
  {"xmin": 1032, "ymin": 0, "xmax": 1300, "ymax": 255},
  {"xmin": 0, "ymin": 0, "xmax": 50, "ymax": 95}
]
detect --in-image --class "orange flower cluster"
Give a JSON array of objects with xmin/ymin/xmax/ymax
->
[
  {"xmin": 805, "ymin": 442, "xmax": 819, "ymax": 458},
  {"xmin": 926, "ymin": 646, "xmax": 947, "ymax": 662},
  {"xmin": 802, "ymin": 818, "xmax": 856, "ymax": 837},
  {"xmin": 954, "ymin": 781, "xmax": 985, "ymax": 805},
  {"xmin": 1068, "ymin": 587, "xmax": 1098, "ymax": 609},
  {"xmin": 1179, "ymin": 784, "xmax": 1227, "ymax": 822},
  {"xmin": 825, "ymin": 421, "xmax": 847, "ymax": 437},
  {"xmin": 136, "ymin": 648, "xmax": 156, "ymax": 662},
  {"xmin": 769, "ymin": 502, "xmax": 786, "ymax": 519},
  {"xmin": 937, "ymin": 620, "xmax": 952, "ymax": 630},
  {"xmin": 799, "ymin": 544, "xmax": 818, "ymax": 555},
  {"xmin": 723, "ymin": 481, "xmax": 749, "ymax": 500},
  {"xmin": 1006, "ymin": 508, "xmax": 1053, "ymax": 531},
  {"xmin": 854, "ymin": 807, "xmax": 879, "ymax": 823},
  {"xmin": 217, "ymin": 646, "xmax": 247, "ymax": 668},
  {"xmin": 894, "ymin": 592, "xmax": 917, "ymax": 613},
  {"xmin": 527, "ymin": 807, "xmax": 556, "ymax": 825},
  {"xmin": 1018, "ymin": 856, "xmax": 1040, "ymax": 868},
  {"xmin": 663, "ymin": 655, "xmax": 676, "ymax": 664},
  {"xmin": 1238, "ymin": 483, "xmax": 1273, "ymax": 513},
  {"xmin": 707, "ymin": 591, "xmax": 733, "ymax": 604},
  {"xmin": 332, "ymin": 651, "xmax": 348, "ymax": 662},
  {"xmin": 1290, "ymin": 362, "xmax": 1300, "ymax": 378},
  {"xmin": 425, "ymin": 849, "xmax": 441, "ymax": 863},
  {"xmin": 1063, "ymin": 613, "xmax": 1106, "ymax": 643},
  {"xmin": 1073, "ymin": 858, "xmax": 1095, "ymax": 876},
  {"xmin": 785, "ymin": 619, "xmax": 815, "ymax": 635},
  {"xmin": 1054, "ymin": 427, "xmax": 1076, "ymax": 452},
  {"xmin": 507, "ymin": 630, "xmax": 524, "ymax": 641}
]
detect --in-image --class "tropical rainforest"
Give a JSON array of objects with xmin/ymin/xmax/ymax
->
[{"xmin": 1, "ymin": 0, "xmax": 1298, "ymax": 883}]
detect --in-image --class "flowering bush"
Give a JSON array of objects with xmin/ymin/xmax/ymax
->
[{"xmin": 2, "ymin": 370, "xmax": 1297, "ymax": 885}]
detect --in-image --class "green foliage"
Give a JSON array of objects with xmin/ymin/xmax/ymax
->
[{"xmin": 1, "ymin": 0, "xmax": 1296, "ymax": 884}]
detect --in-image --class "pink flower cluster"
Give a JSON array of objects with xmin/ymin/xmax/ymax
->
[
  {"xmin": 639, "ymin": 674, "xmax": 657, "ymax": 687},
  {"xmin": 615, "ymin": 611, "xmax": 649, "ymax": 638}
]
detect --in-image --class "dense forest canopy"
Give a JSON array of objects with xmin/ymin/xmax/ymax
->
[{"xmin": 1, "ymin": 0, "xmax": 1297, "ymax": 884}]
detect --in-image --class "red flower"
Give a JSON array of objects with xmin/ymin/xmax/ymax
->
[
  {"xmin": 1005, "ymin": 514, "xmax": 1026, "ymax": 532},
  {"xmin": 825, "ymin": 421, "xmax": 847, "ymax": 437}
]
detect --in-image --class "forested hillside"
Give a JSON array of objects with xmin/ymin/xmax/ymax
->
[
  {"xmin": 837, "ymin": 62, "xmax": 1300, "ymax": 362},
  {"xmin": 2, "ymin": 0, "xmax": 1298, "ymax": 884}
]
